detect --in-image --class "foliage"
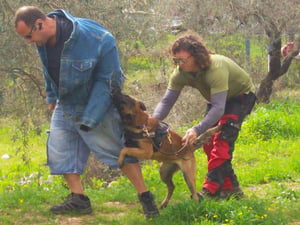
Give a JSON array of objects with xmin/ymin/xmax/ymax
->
[
  {"xmin": 127, "ymin": 55, "xmax": 160, "ymax": 72},
  {"xmin": 1, "ymin": 0, "xmax": 300, "ymax": 123},
  {"xmin": 240, "ymin": 98, "xmax": 300, "ymax": 142},
  {"xmin": 1, "ymin": 98, "xmax": 300, "ymax": 224},
  {"xmin": 153, "ymin": 199, "xmax": 289, "ymax": 225},
  {"xmin": 282, "ymin": 60, "xmax": 300, "ymax": 87},
  {"xmin": 1, "ymin": 1, "xmax": 300, "ymax": 223},
  {"xmin": 208, "ymin": 33, "xmax": 247, "ymax": 64}
]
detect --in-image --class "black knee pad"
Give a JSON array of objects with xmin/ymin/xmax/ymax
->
[{"xmin": 220, "ymin": 120, "xmax": 240, "ymax": 143}]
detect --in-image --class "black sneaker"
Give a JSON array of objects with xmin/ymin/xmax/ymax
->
[
  {"xmin": 138, "ymin": 191, "xmax": 160, "ymax": 218},
  {"xmin": 220, "ymin": 187, "xmax": 244, "ymax": 199},
  {"xmin": 50, "ymin": 193, "xmax": 92, "ymax": 214}
]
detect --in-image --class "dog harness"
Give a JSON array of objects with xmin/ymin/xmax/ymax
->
[{"xmin": 124, "ymin": 122, "xmax": 170, "ymax": 151}]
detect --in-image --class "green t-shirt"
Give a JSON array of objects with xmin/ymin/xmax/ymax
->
[{"xmin": 168, "ymin": 54, "xmax": 255, "ymax": 101}]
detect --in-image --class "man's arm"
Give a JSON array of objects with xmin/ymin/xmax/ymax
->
[
  {"xmin": 192, "ymin": 91, "xmax": 227, "ymax": 135},
  {"xmin": 182, "ymin": 90, "xmax": 227, "ymax": 146},
  {"xmin": 80, "ymin": 33, "xmax": 121, "ymax": 129},
  {"xmin": 147, "ymin": 89, "xmax": 180, "ymax": 131},
  {"xmin": 152, "ymin": 88, "xmax": 180, "ymax": 120}
]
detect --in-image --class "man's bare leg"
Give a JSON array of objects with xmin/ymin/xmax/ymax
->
[
  {"xmin": 64, "ymin": 173, "xmax": 85, "ymax": 194},
  {"xmin": 121, "ymin": 163, "xmax": 159, "ymax": 218},
  {"xmin": 50, "ymin": 173, "xmax": 92, "ymax": 214}
]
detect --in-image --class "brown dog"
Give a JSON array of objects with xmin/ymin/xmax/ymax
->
[{"xmin": 112, "ymin": 89, "xmax": 220, "ymax": 208}]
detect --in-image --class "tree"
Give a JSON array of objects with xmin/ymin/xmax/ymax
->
[
  {"xmin": 160, "ymin": 0, "xmax": 300, "ymax": 103},
  {"xmin": 247, "ymin": 0, "xmax": 300, "ymax": 102},
  {"xmin": 2, "ymin": 0, "xmax": 300, "ymax": 120},
  {"xmin": 216, "ymin": 0, "xmax": 300, "ymax": 103},
  {"xmin": 0, "ymin": 0, "xmax": 165, "ymax": 119}
]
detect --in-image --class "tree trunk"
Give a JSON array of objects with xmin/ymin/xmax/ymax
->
[
  {"xmin": 256, "ymin": 36, "xmax": 300, "ymax": 103},
  {"xmin": 256, "ymin": 76, "xmax": 274, "ymax": 103},
  {"xmin": 256, "ymin": 36, "xmax": 281, "ymax": 103}
]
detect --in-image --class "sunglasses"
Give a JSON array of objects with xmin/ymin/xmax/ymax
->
[
  {"xmin": 24, "ymin": 25, "xmax": 36, "ymax": 39},
  {"xmin": 172, "ymin": 55, "xmax": 192, "ymax": 65}
]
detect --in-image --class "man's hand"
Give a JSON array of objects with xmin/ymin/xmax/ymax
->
[
  {"xmin": 48, "ymin": 103, "xmax": 56, "ymax": 110},
  {"xmin": 147, "ymin": 117, "xmax": 159, "ymax": 132},
  {"xmin": 182, "ymin": 128, "xmax": 197, "ymax": 146}
]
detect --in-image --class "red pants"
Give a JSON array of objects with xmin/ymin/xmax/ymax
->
[
  {"xmin": 202, "ymin": 113, "xmax": 241, "ymax": 195},
  {"xmin": 201, "ymin": 92, "xmax": 256, "ymax": 195}
]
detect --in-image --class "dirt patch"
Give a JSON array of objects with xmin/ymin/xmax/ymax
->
[
  {"xmin": 57, "ymin": 202, "xmax": 136, "ymax": 225},
  {"xmin": 100, "ymin": 201, "xmax": 137, "ymax": 217},
  {"xmin": 83, "ymin": 154, "xmax": 122, "ymax": 187},
  {"xmin": 244, "ymin": 180, "xmax": 300, "ymax": 206},
  {"xmin": 58, "ymin": 217, "xmax": 84, "ymax": 225}
]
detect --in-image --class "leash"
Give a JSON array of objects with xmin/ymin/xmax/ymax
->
[{"xmin": 155, "ymin": 131, "xmax": 193, "ymax": 160}]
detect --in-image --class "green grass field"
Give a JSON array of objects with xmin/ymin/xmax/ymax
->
[{"xmin": 0, "ymin": 90, "xmax": 300, "ymax": 224}]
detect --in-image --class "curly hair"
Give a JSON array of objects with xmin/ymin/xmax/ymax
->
[{"xmin": 171, "ymin": 31, "xmax": 211, "ymax": 70}]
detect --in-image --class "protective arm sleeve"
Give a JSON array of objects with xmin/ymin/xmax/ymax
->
[
  {"xmin": 152, "ymin": 89, "xmax": 180, "ymax": 120},
  {"xmin": 193, "ymin": 91, "xmax": 227, "ymax": 136}
]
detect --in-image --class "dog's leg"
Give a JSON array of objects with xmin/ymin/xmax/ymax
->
[
  {"xmin": 178, "ymin": 154, "xmax": 199, "ymax": 202},
  {"xmin": 118, "ymin": 147, "xmax": 149, "ymax": 168},
  {"xmin": 118, "ymin": 147, "xmax": 129, "ymax": 168},
  {"xmin": 118, "ymin": 141, "xmax": 154, "ymax": 168},
  {"xmin": 159, "ymin": 162, "xmax": 180, "ymax": 209}
]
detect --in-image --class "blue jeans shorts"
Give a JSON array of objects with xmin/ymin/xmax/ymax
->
[{"xmin": 46, "ymin": 104, "xmax": 138, "ymax": 174}]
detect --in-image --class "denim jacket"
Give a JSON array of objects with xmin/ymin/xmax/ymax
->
[{"xmin": 37, "ymin": 10, "xmax": 123, "ymax": 128}]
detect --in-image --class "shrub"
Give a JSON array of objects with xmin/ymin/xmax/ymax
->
[{"xmin": 239, "ymin": 99, "xmax": 300, "ymax": 143}]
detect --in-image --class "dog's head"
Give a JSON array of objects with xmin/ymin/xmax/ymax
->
[{"xmin": 112, "ymin": 90, "xmax": 149, "ymax": 127}]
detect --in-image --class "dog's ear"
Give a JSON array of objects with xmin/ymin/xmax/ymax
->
[{"xmin": 140, "ymin": 102, "xmax": 147, "ymax": 111}]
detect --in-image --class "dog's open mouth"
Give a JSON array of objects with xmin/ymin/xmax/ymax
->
[{"xmin": 112, "ymin": 92, "xmax": 149, "ymax": 127}]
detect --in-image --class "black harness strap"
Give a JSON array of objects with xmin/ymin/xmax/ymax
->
[{"xmin": 124, "ymin": 122, "xmax": 192, "ymax": 160}]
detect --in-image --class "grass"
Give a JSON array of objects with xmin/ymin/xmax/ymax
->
[{"xmin": 0, "ymin": 92, "xmax": 300, "ymax": 224}]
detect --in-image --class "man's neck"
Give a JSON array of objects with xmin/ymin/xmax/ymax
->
[{"xmin": 46, "ymin": 16, "xmax": 57, "ymax": 46}]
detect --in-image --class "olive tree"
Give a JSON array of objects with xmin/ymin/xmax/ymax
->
[
  {"xmin": 0, "ymin": 0, "xmax": 166, "ymax": 119},
  {"xmin": 161, "ymin": 0, "xmax": 300, "ymax": 103}
]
